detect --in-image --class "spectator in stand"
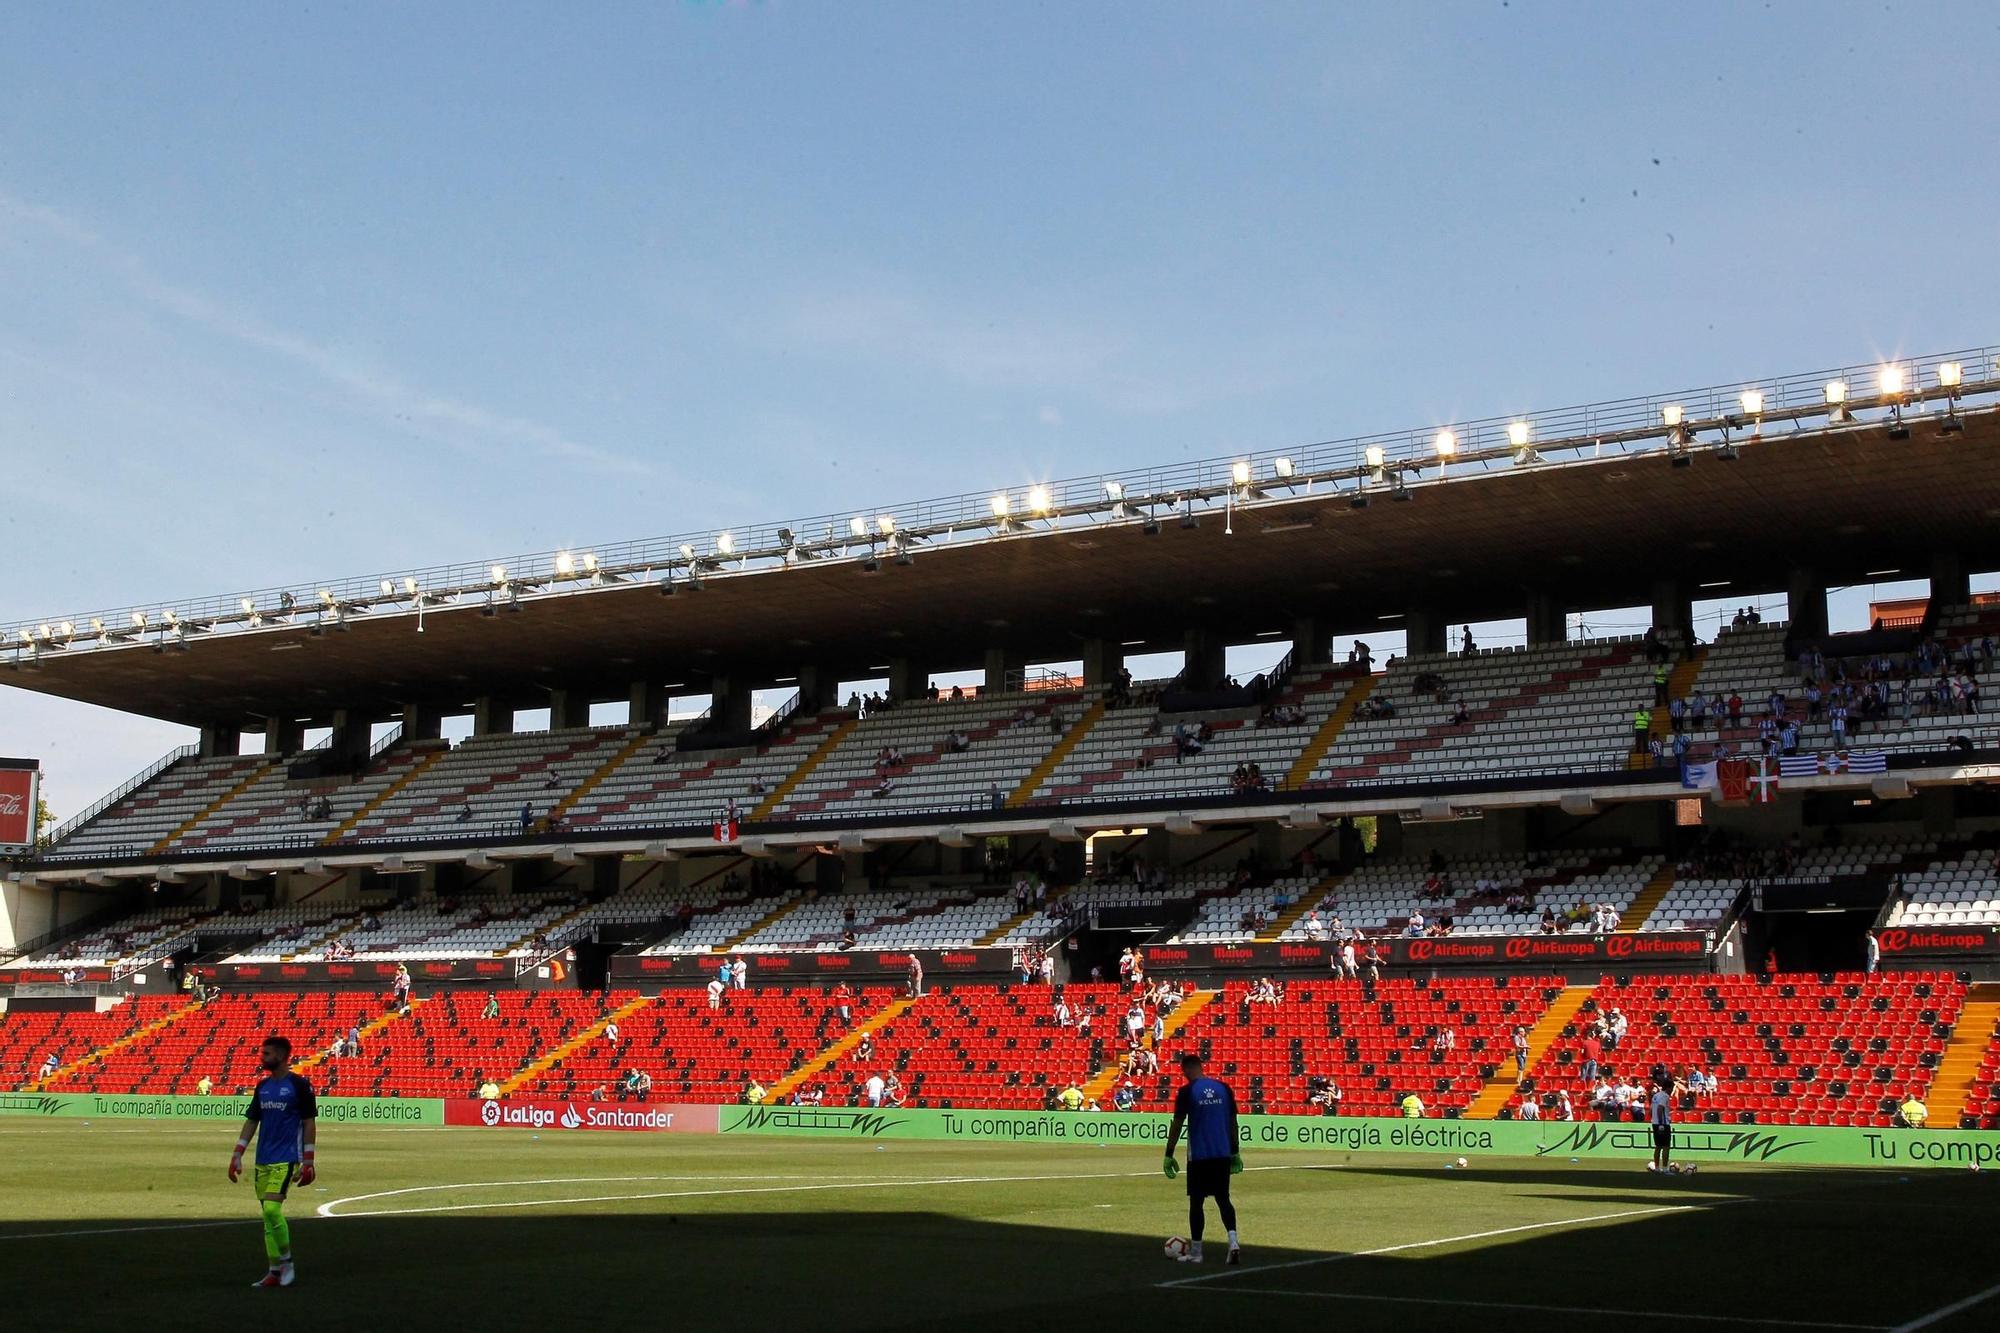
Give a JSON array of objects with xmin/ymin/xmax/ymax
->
[
  {"xmin": 1460, "ymin": 626, "xmax": 1475, "ymax": 655},
  {"xmin": 1633, "ymin": 706, "xmax": 1652, "ymax": 751},
  {"xmin": 732, "ymin": 957, "xmax": 749, "ymax": 991},
  {"xmin": 1512, "ymin": 1026, "xmax": 1530, "ymax": 1080},
  {"xmin": 481, "ymin": 992, "xmax": 501, "ymax": 1021},
  {"xmin": 1400, "ymin": 1090, "xmax": 1426, "ymax": 1118},
  {"xmin": 476, "ymin": 1074, "xmax": 500, "ymax": 1100},
  {"xmin": 1306, "ymin": 1073, "xmax": 1341, "ymax": 1115},
  {"xmin": 1895, "ymin": 1091, "xmax": 1928, "ymax": 1128},
  {"xmin": 1518, "ymin": 1093, "xmax": 1540, "ymax": 1121},
  {"xmin": 706, "ymin": 972, "xmax": 726, "ymax": 1010}
]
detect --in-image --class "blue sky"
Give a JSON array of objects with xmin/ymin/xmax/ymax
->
[{"xmin": 5, "ymin": 1, "xmax": 1998, "ymax": 816}]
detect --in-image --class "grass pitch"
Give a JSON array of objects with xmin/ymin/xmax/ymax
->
[{"xmin": 1, "ymin": 1122, "xmax": 1995, "ymax": 1331}]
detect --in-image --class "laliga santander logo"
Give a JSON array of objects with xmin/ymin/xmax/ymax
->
[
  {"xmin": 480, "ymin": 1101, "xmax": 502, "ymax": 1127},
  {"xmin": 560, "ymin": 1105, "xmax": 583, "ymax": 1130}
]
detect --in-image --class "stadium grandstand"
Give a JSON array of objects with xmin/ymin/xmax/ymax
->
[{"xmin": 9, "ymin": 346, "xmax": 2000, "ymax": 1130}]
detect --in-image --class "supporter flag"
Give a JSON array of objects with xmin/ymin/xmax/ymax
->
[
  {"xmin": 1716, "ymin": 758, "xmax": 1750, "ymax": 802},
  {"xmin": 1835, "ymin": 750, "xmax": 1889, "ymax": 774},
  {"xmin": 1680, "ymin": 760, "xmax": 1716, "ymax": 791},
  {"xmin": 1746, "ymin": 757, "xmax": 1780, "ymax": 805},
  {"xmin": 712, "ymin": 811, "xmax": 739, "ymax": 842},
  {"xmin": 1777, "ymin": 754, "xmax": 1823, "ymax": 778}
]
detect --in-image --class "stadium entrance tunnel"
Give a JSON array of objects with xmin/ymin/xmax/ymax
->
[{"xmin": 3, "ymin": 1146, "xmax": 1998, "ymax": 1331}]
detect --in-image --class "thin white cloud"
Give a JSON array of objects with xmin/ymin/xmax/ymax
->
[{"xmin": 0, "ymin": 191, "xmax": 649, "ymax": 476}]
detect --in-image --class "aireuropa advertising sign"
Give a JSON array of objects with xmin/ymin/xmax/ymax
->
[
  {"xmin": 442, "ymin": 1098, "xmax": 719, "ymax": 1134},
  {"xmin": 0, "ymin": 1092, "xmax": 440, "ymax": 1124},
  {"xmin": 716, "ymin": 1104, "xmax": 2000, "ymax": 1171}
]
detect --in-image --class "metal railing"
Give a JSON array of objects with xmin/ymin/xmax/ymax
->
[
  {"xmin": 43, "ymin": 743, "xmax": 198, "ymax": 847},
  {"xmin": 7, "ymin": 344, "xmax": 1996, "ymax": 661}
]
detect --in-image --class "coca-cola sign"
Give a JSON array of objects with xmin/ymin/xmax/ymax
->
[{"xmin": 0, "ymin": 763, "xmax": 38, "ymax": 850}]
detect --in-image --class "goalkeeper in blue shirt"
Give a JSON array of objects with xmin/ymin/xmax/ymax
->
[
  {"xmin": 228, "ymin": 1034, "xmax": 318, "ymax": 1288},
  {"xmin": 1163, "ymin": 1051, "xmax": 1242, "ymax": 1265}
]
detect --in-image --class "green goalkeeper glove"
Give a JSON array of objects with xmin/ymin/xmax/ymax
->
[
  {"xmin": 1229, "ymin": 1152, "xmax": 1245, "ymax": 1175},
  {"xmin": 1162, "ymin": 1154, "xmax": 1179, "ymax": 1179}
]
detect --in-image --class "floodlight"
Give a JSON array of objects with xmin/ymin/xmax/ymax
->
[
  {"xmin": 318, "ymin": 589, "xmax": 334, "ymax": 607},
  {"xmin": 716, "ymin": 531, "xmax": 735, "ymax": 555},
  {"xmin": 1660, "ymin": 404, "xmax": 1684, "ymax": 428},
  {"xmin": 1937, "ymin": 361, "xmax": 1963, "ymax": 390},
  {"xmin": 1877, "ymin": 365, "xmax": 1905, "ymax": 398},
  {"xmin": 1364, "ymin": 444, "xmax": 1386, "ymax": 469},
  {"xmin": 379, "ymin": 580, "xmax": 395, "ymax": 596},
  {"xmin": 1739, "ymin": 389, "xmax": 1764, "ymax": 417},
  {"xmin": 1825, "ymin": 379, "xmax": 1852, "ymax": 423},
  {"xmin": 1026, "ymin": 484, "xmax": 1052, "ymax": 513},
  {"xmin": 849, "ymin": 516, "xmax": 867, "ymax": 538},
  {"xmin": 1507, "ymin": 421, "xmax": 1531, "ymax": 448},
  {"xmin": 679, "ymin": 543, "xmax": 697, "ymax": 562},
  {"xmin": 403, "ymin": 577, "xmax": 419, "ymax": 596},
  {"xmin": 1273, "ymin": 457, "xmax": 1295, "ymax": 479},
  {"xmin": 555, "ymin": 551, "xmax": 575, "ymax": 576},
  {"xmin": 582, "ymin": 552, "xmax": 598, "ymax": 573},
  {"xmin": 1433, "ymin": 430, "xmax": 1457, "ymax": 458},
  {"xmin": 1230, "ymin": 460, "xmax": 1251, "ymax": 486},
  {"xmin": 876, "ymin": 515, "xmax": 896, "ymax": 536},
  {"xmin": 1103, "ymin": 480, "xmax": 1124, "ymax": 503},
  {"xmin": 89, "ymin": 618, "xmax": 104, "ymax": 634},
  {"xmin": 491, "ymin": 565, "xmax": 508, "ymax": 586},
  {"xmin": 58, "ymin": 622, "xmax": 73, "ymax": 640},
  {"xmin": 990, "ymin": 492, "xmax": 1011, "ymax": 519},
  {"xmin": 132, "ymin": 610, "xmax": 149, "ymax": 628}
]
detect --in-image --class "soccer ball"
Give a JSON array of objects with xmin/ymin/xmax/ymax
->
[
  {"xmin": 1163, "ymin": 1236, "xmax": 1190, "ymax": 1260},
  {"xmin": 1456, "ymin": 1157, "xmax": 1469, "ymax": 1169}
]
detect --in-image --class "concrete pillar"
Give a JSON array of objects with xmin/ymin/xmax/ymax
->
[
  {"xmin": 325, "ymin": 709, "xmax": 372, "ymax": 768},
  {"xmin": 1525, "ymin": 590, "xmax": 1568, "ymax": 646},
  {"xmin": 1404, "ymin": 610, "xmax": 1447, "ymax": 657},
  {"xmin": 1650, "ymin": 578, "xmax": 1693, "ymax": 646},
  {"xmin": 1181, "ymin": 628, "xmax": 1226, "ymax": 691},
  {"xmin": 399, "ymin": 704, "xmax": 443, "ymax": 742},
  {"xmin": 1081, "ymin": 638, "xmax": 1123, "ymax": 689},
  {"xmin": 982, "ymin": 647, "xmax": 1025, "ymax": 695},
  {"xmin": 197, "ymin": 721, "xmax": 241, "ymax": 758},
  {"xmin": 473, "ymin": 696, "xmax": 515, "ymax": 736},
  {"xmin": 549, "ymin": 688, "xmax": 591, "ymax": 731},
  {"xmin": 1787, "ymin": 568, "xmax": 1829, "ymax": 643},
  {"xmin": 1290, "ymin": 616, "xmax": 1329, "ymax": 668},
  {"xmin": 1930, "ymin": 553, "xmax": 1970, "ymax": 613},
  {"xmin": 261, "ymin": 716, "xmax": 306, "ymax": 755},
  {"xmin": 708, "ymin": 675, "xmax": 753, "ymax": 732},
  {"xmin": 627, "ymin": 681, "xmax": 667, "ymax": 730},
  {"xmin": 887, "ymin": 658, "xmax": 930, "ymax": 703}
]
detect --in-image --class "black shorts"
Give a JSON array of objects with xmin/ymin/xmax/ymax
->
[
  {"xmin": 1186, "ymin": 1157, "xmax": 1232, "ymax": 1200},
  {"xmin": 1652, "ymin": 1123, "xmax": 1673, "ymax": 1150}
]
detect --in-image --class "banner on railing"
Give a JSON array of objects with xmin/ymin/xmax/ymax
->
[
  {"xmin": 0, "ymin": 1092, "xmax": 441, "ymax": 1124},
  {"xmin": 715, "ymin": 1104, "xmax": 2000, "ymax": 1171}
]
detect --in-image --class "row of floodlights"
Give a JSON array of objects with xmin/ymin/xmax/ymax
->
[{"xmin": 11, "ymin": 361, "xmax": 1982, "ymax": 650}]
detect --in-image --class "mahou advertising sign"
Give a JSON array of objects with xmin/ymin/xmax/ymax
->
[{"xmin": 0, "ymin": 761, "xmax": 39, "ymax": 852}]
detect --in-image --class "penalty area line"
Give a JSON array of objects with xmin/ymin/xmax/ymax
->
[
  {"xmin": 1887, "ymin": 1279, "xmax": 2000, "ymax": 1333},
  {"xmin": 1158, "ymin": 1203, "xmax": 1699, "ymax": 1288}
]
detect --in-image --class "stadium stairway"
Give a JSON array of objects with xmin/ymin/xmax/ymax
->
[
  {"xmin": 293, "ymin": 997, "xmax": 428, "ymax": 1077},
  {"xmin": 1463, "ymin": 985, "xmax": 1591, "ymax": 1118},
  {"xmin": 29, "ymin": 998, "xmax": 197, "ymax": 1091},
  {"xmin": 1077, "ymin": 988, "xmax": 1217, "ymax": 1106},
  {"xmin": 1616, "ymin": 865, "xmax": 1680, "ymax": 933},
  {"xmin": 1008, "ymin": 700, "xmax": 1106, "ymax": 806},
  {"xmin": 325, "ymin": 747, "xmax": 445, "ymax": 843},
  {"xmin": 762, "ymin": 995, "xmax": 920, "ymax": 1103},
  {"xmin": 1283, "ymin": 675, "xmax": 1376, "ymax": 789},
  {"xmin": 1926, "ymin": 985, "xmax": 2000, "ymax": 1127},
  {"xmin": 548, "ymin": 730, "xmax": 656, "ymax": 824},
  {"xmin": 975, "ymin": 908, "xmax": 1041, "ymax": 946},
  {"xmin": 153, "ymin": 762, "xmax": 278, "ymax": 855},
  {"xmin": 714, "ymin": 892, "xmax": 806, "ymax": 952},
  {"xmin": 749, "ymin": 717, "xmax": 858, "ymax": 821},
  {"xmin": 1255, "ymin": 872, "xmax": 1345, "ymax": 942},
  {"xmin": 501, "ymin": 994, "xmax": 654, "ymax": 1096}
]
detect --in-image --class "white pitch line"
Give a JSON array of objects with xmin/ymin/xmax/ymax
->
[
  {"xmin": 1181, "ymin": 1286, "xmax": 1888, "ymax": 1331},
  {"xmin": 1887, "ymin": 1280, "xmax": 2000, "ymax": 1333},
  {"xmin": 1159, "ymin": 1203, "xmax": 1698, "ymax": 1288},
  {"xmin": 0, "ymin": 1219, "xmax": 244, "ymax": 1242},
  {"xmin": 317, "ymin": 1162, "xmax": 1327, "ymax": 1220}
]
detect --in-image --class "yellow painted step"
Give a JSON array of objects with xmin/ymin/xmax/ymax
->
[
  {"xmin": 1649, "ymin": 645, "xmax": 1710, "ymax": 739},
  {"xmin": 293, "ymin": 997, "xmax": 429, "ymax": 1075},
  {"xmin": 715, "ymin": 892, "xmax": 806, "ymax": 953},
  {"xmin": 325, "ymin": 746, "xmax": 446, "ymax": 844},
  {"xmin": 1284, "ymin": 675, "xmax": 1376, "ymax": 790},
  {"xmin": 1617, "ymin": 864, "xmax": 1678, "ymax": 933},
  {"xmin": 763, "ymin": 995, "xmax": 919, "ymax": 1103},
  {"xmin": 1008, "ymin": 700, "xmax": 1107, "ymax": 807},
  {"xmin": 33, "ymin": 999, "xmax": 199, "ymax": 1090},
  {"xmin": 1464, "ymin": 985, "xmax": 1593, "ymax": 1119},
  {"xmin": 1256, "ymin": 871, "xmax": 1345, "ymax": 943},
  {"xmin": 976, "ymin": 909, "xmax": 1039, "ymax": 948},
  {"xmin": 1079, "ymin": 989, "xmax": 1218, "ymax": 1105},
  {"xmin": 549, "ymin": 730, "xmax": 655, "ymax": 822},
  {"xmin": 503, "ymin": 994, "xmax": 655, "ymax": 1096},
  {"xmin": 1926, "ymin": 988, "xmax": 2000, "ymax": 1126},
  {"xmin": 151, "ymin": 761, "xmax": 278, "ymax": 855},
  {"xmin": 750, "ymin": 717, "xmax": 859, "ymax": 821}
]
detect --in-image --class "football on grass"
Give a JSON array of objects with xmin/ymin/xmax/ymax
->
[{"xmin": 1163, "ymin": 1236, "xmax": 1190, "ymax": 1260}]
